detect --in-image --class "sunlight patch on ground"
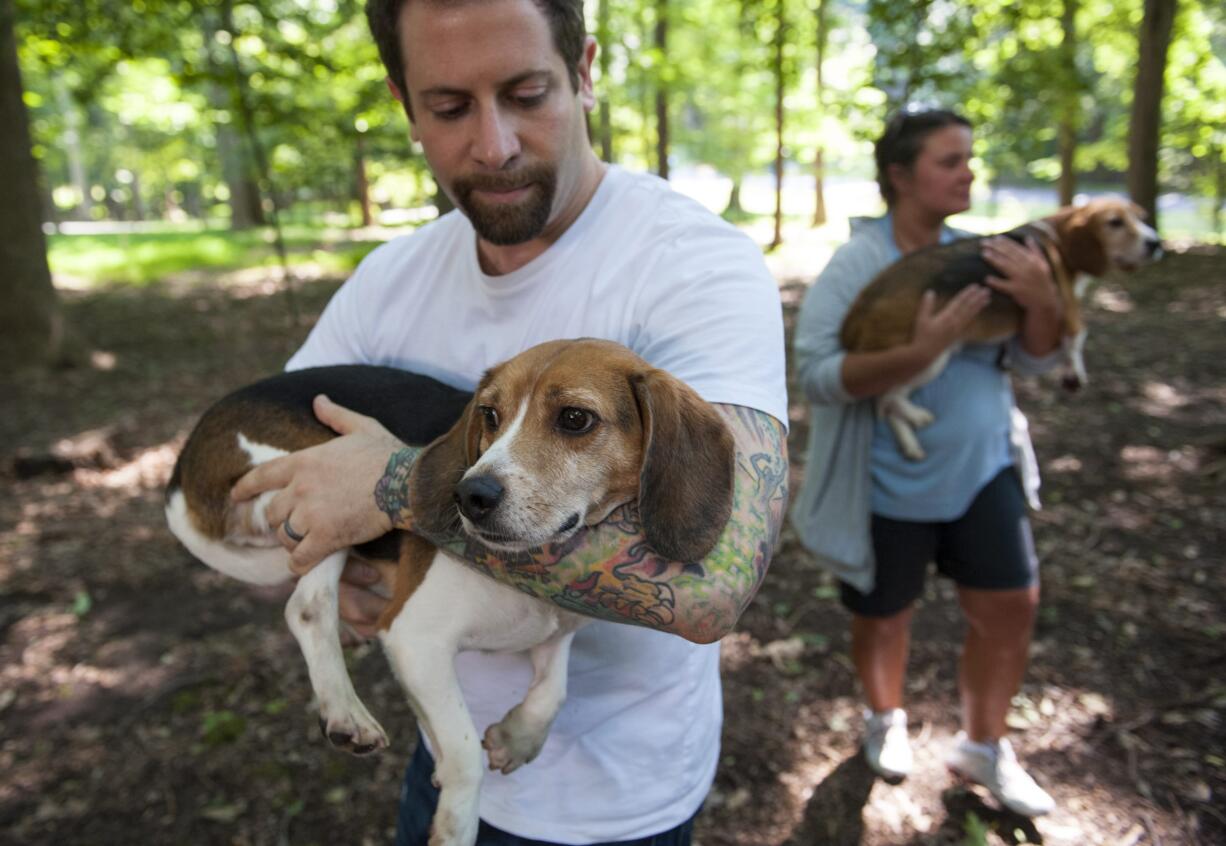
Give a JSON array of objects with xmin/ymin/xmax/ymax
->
[
  {"xmin": 1137, "ymin": 380, "xmax": 1190, "ymax": 418},
  {"xmin": 1119, "ymin": 444, "xmax": 1198, "ymax": 482},
  {"xmin": 1093, "ymin": 285, "xmax": 1136, "ymax": 313},
  {"xmin": 73, "ymin": 442, "xmax": 178, "ymax": 493}
]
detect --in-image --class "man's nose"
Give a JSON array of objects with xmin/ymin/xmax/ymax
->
[{"xmin": 472, "ymin": 105, "xmax": 521, "ymax": 169}]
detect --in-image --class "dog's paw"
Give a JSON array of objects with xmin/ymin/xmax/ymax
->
[
  {"xmin": 317, "ymin": 707, "xmax": 388, "ymax": 756},
  {"xmin": 482, "ymin": 719, "xmax": 546, "ymax": 775}
]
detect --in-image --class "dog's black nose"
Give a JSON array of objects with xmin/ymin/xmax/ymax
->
[
  {"xmin": 1146, "ymin": 238, "xmax": 1163, "ymax": 257},
  {"xmin": 455, "ymin": 475, "xmax": 504, "ymax": 523}
]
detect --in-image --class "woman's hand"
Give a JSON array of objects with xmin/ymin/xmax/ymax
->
[
  {"xmin": 910, "ymin": 284, "xmax": 992, "ymax": 362},
  {"xmin": 981, "ymin": 236, "xmax": 1061, "ymax": 315}
]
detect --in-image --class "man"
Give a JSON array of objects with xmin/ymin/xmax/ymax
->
[{"xmin": 232, "ymin": 0, "xmax": 789, "ymax": 842}]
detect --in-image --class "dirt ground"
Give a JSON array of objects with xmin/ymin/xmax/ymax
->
[{"xmin": 2, "ymin": 246, "xmax": 1224, "ymax": 846}]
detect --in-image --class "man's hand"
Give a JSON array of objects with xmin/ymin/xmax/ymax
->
[
  {"xmin": 981, "ymin": 236, "xmax": 1061, "ymax": 314},
  {"xmin": 230, "ymin": 395, "xmax": 404, "ymax": 574},
  {"xmin": 338, "ymin": 560, "xmax": 391, "ymax": 644},
  {"xmin": 910, "ymin": 284, "xmax": 991, "ymax": 362}
]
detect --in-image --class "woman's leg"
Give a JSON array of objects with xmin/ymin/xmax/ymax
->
[
  {"xmin": 955, "ymin": 584, "xmax": 1040, "ymax": 741},
  {"xmin": 850, "ymin": 605, "xmax": 916, "ymax": 712}
]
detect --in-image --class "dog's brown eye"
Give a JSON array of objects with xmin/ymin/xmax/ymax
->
[
  {"xmin": 1108, "ymin": 217, "xmax": 1125, "ymax": 228},
  {"xmin": 480, "ymin": 406, "xmax": 499, "ymax": 430},
  {"xmin": 557, "ymin": 407, "xmax": 597, "ymax": 434}
]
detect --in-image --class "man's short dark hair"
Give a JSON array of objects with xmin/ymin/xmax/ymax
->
[
  {"xmin": 365, "ymin": 0, "xmax": 587, "ymax": 116},
  {"xmin": 874, "ymin": 107, "xmax": 972, "ymax": 206}
]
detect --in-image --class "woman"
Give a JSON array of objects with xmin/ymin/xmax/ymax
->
[{"xmin": 791, "ymin": 108, "xmax": 1060, "ymax": 817}]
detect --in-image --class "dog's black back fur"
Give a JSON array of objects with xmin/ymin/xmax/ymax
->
[{"xmin": 221, "ymin": 365, "xmax": 472, "ymax": 446}]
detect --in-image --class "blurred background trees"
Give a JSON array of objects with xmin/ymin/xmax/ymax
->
[{"xmin": 5, "ymin": 0, "xmax": 1223, "ymax": 366}]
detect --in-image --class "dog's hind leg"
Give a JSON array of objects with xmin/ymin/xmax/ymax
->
[
  {"xmin": 381, "ymin": 628, "xmax": 482, "ymax": 846},
  {"xmin": 285, "ymin": 551, "xmax": 388, "ymax": 755},
  {"xmin": 483, "ymin": 629, "xmax": 578, "ymax": 774}
]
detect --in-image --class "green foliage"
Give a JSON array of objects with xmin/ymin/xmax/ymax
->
[
  {"xmin": 11, "ymin": 0, "xmax": 1226, "ymax": 239},
  {"xmin": 201, "ymin": 709, "xmax": 247, "ymax": 747}
]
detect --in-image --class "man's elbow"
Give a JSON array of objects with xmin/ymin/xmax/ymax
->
[{"xmin": 672, "ymin": 591, "xmax": 757, "ymax": 644}]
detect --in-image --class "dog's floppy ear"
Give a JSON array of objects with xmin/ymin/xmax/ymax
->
[
  {"xmin": 1065, "ymin": 205, "xmax": 1109, "ymax": 276},
  {"xmin": 632, "ymin": 369, "xmax": 735, "ymax": 562},
  {"xmin": 409, "ymin": 397, "xmax": 481, "ymax": 538}
]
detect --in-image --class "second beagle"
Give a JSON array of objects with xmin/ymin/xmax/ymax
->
[
  {"xmin": 839, "ymin": 197, "xmax": 1161, "ymax": 460},
  {"xmin": 165, "ymin": 338, "xmax": 735, "ymax": 846}
]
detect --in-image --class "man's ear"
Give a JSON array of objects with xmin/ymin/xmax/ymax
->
[
  {"xmin": 577, "ymin": 36, "xmax": 598, "ymax": 112},
  {"xmin": 386, "ymin": 76, "xmax": 418, "ymax": 136}
]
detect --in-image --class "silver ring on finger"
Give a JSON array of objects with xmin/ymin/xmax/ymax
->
[{"xmin": 283, "ymin": 519, "xmax": 306, "ymax": 543}]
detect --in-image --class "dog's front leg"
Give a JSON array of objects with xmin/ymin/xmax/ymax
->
[
  {"xmin": 1060, "ymin": 327, "xmax": 1089, "ymax": 391},
  {"xmin": 285, "ymin": 551, "xmax": 389, "ymax": 754},
  {"xmin": 381, "ymin": 626, "xmax": 482, "ymax": 846},
  {"xmin": 483, "ymin": 628, "xmax": 578, "ymax": 774}
]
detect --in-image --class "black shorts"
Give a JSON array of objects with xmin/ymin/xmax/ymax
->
[{"xmin": 840, "ymin": 466, "xmax": 1039, "ymax": 618}]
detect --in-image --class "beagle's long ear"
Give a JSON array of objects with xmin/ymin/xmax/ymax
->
[
  {"xmin": 409, "ymin": 397, "xmax": 481, "ymax": 538},
  {"xmin": 632, "ymin": 370, "xmax": 735, "ymax": 562},
  {"xmin": 1065, "ymin": 206, "xmax": 1109, "ymax": 277}
]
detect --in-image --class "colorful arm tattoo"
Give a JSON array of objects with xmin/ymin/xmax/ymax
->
[
  {"xmin": 375, "ymin": 445, "xmax": 423, "ymax": 530},
  {"xmin": 425, "ymin": 405, "xmax": 789, "ymax": 642}
]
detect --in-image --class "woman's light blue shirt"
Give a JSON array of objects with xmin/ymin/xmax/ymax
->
[{"xmin": 867, "ymin": 219, "xmax": 1013, "ymax": 520}]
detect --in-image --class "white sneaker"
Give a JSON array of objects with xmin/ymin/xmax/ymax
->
[
  {"xmin": 946, "ymin": 732, "xmax": 1055, "ymax": 817},
  {"xmin": 862, "ymin": 708, "xmax": 913, "ymax": 782}
]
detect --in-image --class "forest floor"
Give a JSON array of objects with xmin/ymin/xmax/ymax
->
[{"xmin": 2, "ymin": 245, "xmax": 1223, "ymax": 846}]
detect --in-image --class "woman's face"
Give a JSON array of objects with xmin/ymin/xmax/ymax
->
[{"xmin": 891, "ymin": 124, "xmax": 974, "ymax": 218}]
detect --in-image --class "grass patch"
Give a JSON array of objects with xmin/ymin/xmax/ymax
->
[{"xmin": 47, "ymin": 223, "xmax": 398, "ymax": 287}]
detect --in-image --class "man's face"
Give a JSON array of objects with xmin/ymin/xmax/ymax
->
[{"xmin": 396, "ymin": 0, "xmax": 596, "ymax": 246}]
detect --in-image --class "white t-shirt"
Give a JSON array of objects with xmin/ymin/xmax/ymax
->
[{"xmin": 289, "ymin": 165, "xmax": 787, "ymax": 843}]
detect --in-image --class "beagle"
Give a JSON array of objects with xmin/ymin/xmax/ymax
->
[
  {"xmin": 839, "ymin": 197, "xmax": 1162, "ymax": 460},
  {"xmin": 164, "ymin": 338, "xmax": 734, "ymax": 846}
]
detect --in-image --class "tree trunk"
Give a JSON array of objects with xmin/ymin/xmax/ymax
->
[
  {"xmin": 1057, "ymin": 0, "xmax": 1079, "ymax": 207},
  {"xmin": 1127, "ymin": 0, "xmax": 1177, "ymax": 227},
  {"xmin": 0, "ymin": 0, "xmax": 70, "ymax": 370},
  {"xmin": 355, "ymin": 133, "xmax": 373, "ymax": 227},
  {"xmin": 596, "ymin": 0, "xmax": 613, "ymax": 163},
  {"xmin": 723, "ymin": 178, "xmax": 744, "ymax": 218},
  {"xmin": 770, "ymin": 12, "xmax": 785, "ymax": 250},
  {"xmin": 812, "ymin": 0, "xmax": 827, "ymax": 227},
  {"xmin": 654, "ymin": 0, "xmax": 669, "ymax": 180}
]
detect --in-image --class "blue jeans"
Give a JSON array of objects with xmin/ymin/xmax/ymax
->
[{"xmin": 394, "ymin": 740, "xmax": 699, "ymax": 846}]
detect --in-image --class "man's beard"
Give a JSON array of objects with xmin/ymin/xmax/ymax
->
[{"xmin": 452, "ymin": 163, "xmax": 558, "ymax": 246}]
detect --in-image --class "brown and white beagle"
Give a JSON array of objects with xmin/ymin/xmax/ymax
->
[
  {"xmin": 164, "ymin": 338, "xmax": 734, "ymax": 846},
  {"xmin": 839, "ymin": 197, "xmax": 1162, "ymax": 460}
]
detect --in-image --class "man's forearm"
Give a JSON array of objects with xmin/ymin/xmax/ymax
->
[{"xmin": 385, "ymin": 405, "xmax": 788, "ymax": 643}]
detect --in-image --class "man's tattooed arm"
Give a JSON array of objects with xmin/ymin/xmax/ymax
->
[
  {"xmin": 374, "ymin": 446, "xmax": 423, "ymax": 527},
  {"xmin": 375, "ymin": 404, "xmax": 788, "ymax": 644}
]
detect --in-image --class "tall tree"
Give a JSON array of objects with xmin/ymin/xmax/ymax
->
[
  {"xmin": 1128, "ymin": 0, "xmax": 1178, "ymax": 225},
  {"xmin": 769, "ymin": 2, "xmax": 785, "ymax": 249},
  {"xmin": 811, "ymin": 0, "xmax": 827, "ymax": 226},
  {"xmin": 595, "ymin": 0, "xmax": 613, "ymax": 162},
  {"xmin": 654, "ymin": 0, "xmax": 669, "ymax": 179},
  {"xmin": 0, "ymin": 0, "xmax": 67, "ymax": 369},
  {"xmin": 1057, "ymin": 0, "xmax": 1080, "ymax": 206}
]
